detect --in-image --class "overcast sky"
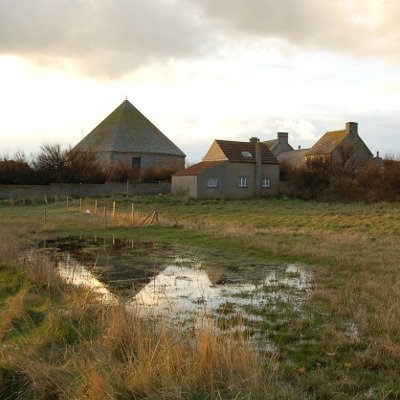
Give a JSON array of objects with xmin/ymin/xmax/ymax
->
[{"xmin": 1, "ymin": 0, "xmax": 400, "ymax": 162}]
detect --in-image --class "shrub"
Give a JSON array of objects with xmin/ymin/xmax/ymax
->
[
  {"xmin": 66, "ymin": 150, "xmax": 105, "ymax": 183},
  {"xmin": 103, "ymin": 162, "xmax": 141, "ymax": 183},
  {"xmin": 0, "ymin": 153, "xmax": 36, "ymax": 184},
  {"xmin": 141, "ymin": 163, "xmax": 181, "ymax": 183},
  {"xmin": 282, "ymin": 154, "xmax": 400, "ymax": 202},
  {"xmin": 32, "ymin": 144, "xmax": 69, "ymax": 184}
]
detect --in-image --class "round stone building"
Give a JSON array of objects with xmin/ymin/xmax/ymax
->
[{"xmin": 73, "ymin": 99, "xmax": 185, "ymax": 173}]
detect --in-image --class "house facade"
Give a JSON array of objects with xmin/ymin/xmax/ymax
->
[
  {"xmin": 73, "ymin": 99, "xmax": 185, "ymax": 173},
  {"xmin": 172, "ymin": 138, "xmax": 280, "ymax": 199}
]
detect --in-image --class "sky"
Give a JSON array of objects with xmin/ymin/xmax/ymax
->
[{"xmin": 1, "ymin": 0, "xmax": 400, "ymax": 163}]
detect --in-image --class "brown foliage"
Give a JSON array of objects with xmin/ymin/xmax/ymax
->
[
  {"xmin": 0, "ymin": 153, "xmax": 35, "ymax": 184},
  {"xmin": 66, "ymin": 150, "xmax": 105, "ymax": 183},
  {"xmin": 282, "ymin": 155, "xmax": 400, "ymax": 202},
  {"xmin": 103, "ymin": 162, "xmax": 141, "ymax": 182},
  {"xmin": 32, "ymin": 144, "xmax": 69, "ymax": 184},
  {"xmin": 141, "ymin": 162, "xmax": 181, "ymax": 182}
]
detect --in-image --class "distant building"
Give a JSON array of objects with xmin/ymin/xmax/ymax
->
[
  {"xmin": 278, "ymin": 148, "xmax": 310, "ymax": 168},
  {"xmin": 278, "ymin": 122, "xmax": 374, "ymax": 169},
  {"xmin": 263, "ymin": 132, "xmax": 293, "ymax": 157},
  {"xmin": 306, "ymin": 122, "xmax": 373, "ymax": 164},
  {"xmin": 172, "ymin": 138, "xmax": 279, "ymax": 199},
  {"xmin": 73, "ymin": 99, "xmax": 185, "ymax": 173}
]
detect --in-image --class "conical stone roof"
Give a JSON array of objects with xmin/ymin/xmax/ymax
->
[{"xmin": 74, "ymin": 100, "xmax": 185, "ymax": 157}]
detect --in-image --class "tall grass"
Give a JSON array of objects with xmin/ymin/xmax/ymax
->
[{"xmin": 0, "ymin": 220, "xmax": 288, "ymax": 399}]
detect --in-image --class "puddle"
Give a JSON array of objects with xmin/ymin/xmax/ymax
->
[
  {"xmin": 36, "ymin": 236, "xmax": 312, "ymax": 334},
  {"xmin": 58, "ymin": 253, "xmax": 117, "ymax": 304}
]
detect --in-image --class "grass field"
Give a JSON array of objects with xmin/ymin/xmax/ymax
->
[{"xmin": 0, "ymin": 195, "xmax": 399, "ymax": 399}]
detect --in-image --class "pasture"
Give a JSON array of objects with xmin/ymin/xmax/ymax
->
[{"xmin": 0, "ymin": 196, "xmax": 399, "ymax": 399}]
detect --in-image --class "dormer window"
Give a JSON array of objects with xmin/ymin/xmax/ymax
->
[{"xmin": 241, "ymin": 151, "xmax": 252, "ymax": 158}]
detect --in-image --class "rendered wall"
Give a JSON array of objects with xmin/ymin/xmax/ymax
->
[
  {"xmin": 172, "ymin": 162, "xmax": 280, "ymax": 199},
  {"xmin": 171, "ymin": 176, "xmax": 198, "ymax": 198}
]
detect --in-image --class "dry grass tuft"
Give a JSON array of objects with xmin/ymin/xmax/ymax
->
[{"xmin": 0, "ymin": 286, "xmax": 31, "ymax": 340}]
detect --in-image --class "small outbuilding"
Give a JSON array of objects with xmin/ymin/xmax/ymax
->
[
  {"xmin": 172, "ymin": 138, "xmax": 279, "ymax": 199},
  {"xmin": 73, "ymin": 99, "xmax": 185, "ymax": 173}
]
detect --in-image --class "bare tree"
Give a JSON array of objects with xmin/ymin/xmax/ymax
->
[
  {"xmin": 331, "ymin": 143, "xmax": 364, "ymax": 176},
  {"xmin": 33, "ymin": 144, "xmax": 69, "ymax": 183},
  {"xmin": 66, "ymin": 149, "xmax": 105, "ymax": 183}
]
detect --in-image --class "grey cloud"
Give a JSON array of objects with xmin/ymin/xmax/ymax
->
[
  {"xmin": 0, "ymin": 0, "xmax": 213, "ymax": 77},
  {"xmin": 184, "ymin": 0, "xmax": 400, "ymax": 61},
  {"xmin": 1, "ymin": 0, "xmax": 399, "ymax": 78}
]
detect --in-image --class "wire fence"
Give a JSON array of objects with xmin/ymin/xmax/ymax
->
[{"xmin": 0, "ymin": 195, "xmax": 180, "ymax": 229}]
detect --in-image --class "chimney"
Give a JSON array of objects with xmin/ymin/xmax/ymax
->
[
  {"xmin": 254, "ymin": 139, "xmax": 262, "ymax": 198},
  {"xmin": 249, "ymin": 137, "xmax": 259, "ymax": 144},
  {"xmin": 277, "ymin": 132, "xmax": 288, "ymax": 145},
  {"xmin": 345, "ymin": 122, "xmax": 358, "ymax": 137}
]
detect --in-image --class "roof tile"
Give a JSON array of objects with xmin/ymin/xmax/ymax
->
[
  {"xmin": 308, "ymin": 130, "xmax": 347, "ymax": 156},
  {"xmin": 173, "ymin": 160, "xmax": 225, "ymax": 176},
  {"xmin": 215, "ymin": 140, "xmax": 278, "ymax": 164}
]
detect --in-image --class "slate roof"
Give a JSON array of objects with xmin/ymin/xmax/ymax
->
[
  {"xmin": 278, "ymin": 149, "xmax": 310, "ymax": 167},
  {"xmin": 263, "ymin": 139, "xmax": 278, "ymax": 150},
  {"xmin": 73, "ymin": 100, "xmax": 185, "ymax": 157},
  {"xmin": 215, "ymin": 140, "xmax": 278, "ymax": 164},
  {"xmin": 307, "ymin": 130, "xmax": 347, "ymax": 156},
  {"xmin": 174, "ymin": 161, "xmax": 225, "ymax": 176}
]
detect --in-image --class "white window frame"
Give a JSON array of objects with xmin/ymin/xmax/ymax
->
[
  {"xmin": 238, "ymin": 176, "xmax": 247, "ymax": 187},
  {"xmin": 262, "ymin": 177, "xmax": 270, "ymax": 188},
  {"xmin": 207, "ymin": 177, "xmax": 218, "ymax": 188}
]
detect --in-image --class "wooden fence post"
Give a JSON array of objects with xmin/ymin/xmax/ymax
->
[
  {"xmin": 66, "ymin": 196, "xmax": 69, "ymax": 208},
  {"xmin": 112, "ymin": 201, "xmax": 116, "ymax": 219},
  {"xmin": 94, "ymin": 199, "xmax": 98, "ymax": 215},
  {"xmin": 126, "ymin": 179, "xmax": 129, "ymax": 197},
  {"xmin": 103, "ymin": 206, "xmax": 107, "ymax": 227},
  {"xmin": 79, "ymin": 198, "xmax": 82, "ymax": 211},
  {"xmin": 131, "ymin": 203, "xmax": 134, "ymax": 225}
]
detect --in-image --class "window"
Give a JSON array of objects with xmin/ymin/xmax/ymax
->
[
  {"xmin": 241, "ymin": 151, "xmax": 253, "ymax": 158},
  {"xmin": 262, "ymin": 177, "xmax": 270, "ymax": 188},
  {"xmin": 238, "ymin": 177, "xmax": 247, "ymax": 187},
  {"xmin": 132, "ymin": 157, "xmax": 141, "ymax": 171},
  {"xmin": 207, "ymin": 177, "xmax": 218, "ymax": 188}
]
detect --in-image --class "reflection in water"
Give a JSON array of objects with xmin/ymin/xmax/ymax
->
[
  {"xmin": 57, "ymin": 252, "xmax": 312, "ymax": 327},
  {"xmin": 58, "ymin": 254, "xmax": 117, "ymax": 304},
  {"xmin": 129, "ymin": 261, "xmax": 312, "ymax": 324},
  {"xmin": 38, "ymin": 236, "xmax": 312, "ymax": 336}
]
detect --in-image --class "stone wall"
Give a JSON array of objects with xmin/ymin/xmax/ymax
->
[
  {"xmin": 95, "ymin": 151, "xmax": 185, "ymax": 172},
  {"xmin": 0, "ymin": 181, "xmax": 171, "ymax": 200}
]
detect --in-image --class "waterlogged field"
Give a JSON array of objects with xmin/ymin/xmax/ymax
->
[
  {"xmin": 37, "ymin": 236, "xmax": 312, "ymax": 338},
  {"xmin": 1, "ymin": 196, "xmax": 400, "ymax": 399}
]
